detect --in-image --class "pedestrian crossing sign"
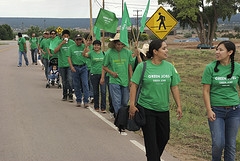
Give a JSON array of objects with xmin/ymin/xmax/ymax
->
[
  {"xmin": 146, "ymin": 6, "xmax": 178, "ymax": 39},
  {"xmin": 56, "ymin": 26, "xmax": 63, "ymax": 34}
]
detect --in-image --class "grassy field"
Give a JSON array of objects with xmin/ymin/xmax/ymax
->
[{"xmin": 166, "ymin": 46, "xmax": 240, "ymax": 161}]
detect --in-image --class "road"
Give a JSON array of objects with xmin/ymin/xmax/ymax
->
[{"xmin": 0, "ymin": 40, "xmax": 180, "ymax": 161}]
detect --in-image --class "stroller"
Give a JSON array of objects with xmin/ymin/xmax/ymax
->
[{"xmin": 46, "ymin": 57, "xmax": 62, "ymax": 88}]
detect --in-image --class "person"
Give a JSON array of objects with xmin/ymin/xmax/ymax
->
[
  {"xmin": 17, "ymin": 32, "xmax": 29, "ymax": 67},
  {"xmin": 49, "ymin": 65, "xmax": 59, "ymax": 84},
  {"xmin": 201, "ymin": 40, "xmax": 240, "ymax": 161},
  {"xmin": 132, "ymin": 43, "xmax": 149, "ymax": 72},
  {"xmin": 54, "ymin": 29, "xmax": 75, "ymax": 102},
  {"xmin": 102, "ymin": 33, "xmax": 134, "ymax": 116},
  {"xmin": 84, "ymin": 34, "xmax": 94, "ymax": 103},
  {"xmin": 29, "ymin": 33, "xmax": 38, "ymax": 65},
  {"xmin": 83, "ymin": 40, "xmax": 106, "ymax": 112},
  {"xmin": 39, "ymin": 31, "xmax": 51, "ymax": 79},
  {"xmin": 129, "ymin": 39, "xmax": 183, "ymax": 161},
  {"xmin": 68, "ymin": 34, "xmax": 89, "ymax": 107}
]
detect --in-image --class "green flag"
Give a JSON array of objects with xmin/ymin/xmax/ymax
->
[
  {"xmin": 93, "ymin": 25, "xmax": 101, "ymax": 40},
  {"xmin": 120, "ymin": 2, "xmax": 131, "ymax": 47},
  {"xmin": 140, "ymin": 0, "xmax": 150, "ymax": 33},
  {"xmin": 94, "ymin": 9, "xmax": 118, "ymax": 33}
]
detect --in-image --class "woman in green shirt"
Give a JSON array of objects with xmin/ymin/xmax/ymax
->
[
  {"xmin": 202, "ymin": 41, "xmax": 240, "ymax": 161},
  {"xmin": 129, "ymin": 39, "xmax": 183, "ymax": 161}
]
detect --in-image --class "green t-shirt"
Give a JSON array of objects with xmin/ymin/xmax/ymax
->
[
  {"xmin": 49, "ymin": 36, "xmax": 61, "ymax": 59},
  {"xmin": 68, "ymin": 43, "xmax": 86, "ymax": 66},
  {"xmin": 201, "ymin": 61, "xmax": 240, "ymax": 106},
  {"xmin": 18, "ymin": 37, "xmax": 26, "ymax": 52},
  {"xmin": 86, "ymin": 45, "xmax": 93, "ymax": 70},
  {"xmin": 57, "ymin": 39, "xmax": 75, "ymax": 67},
  {"xmin": 40, "ymin": 38, "xmax": 50, "ymax": 59},
  {"xmin": 29, "ymin": 37, "xmax": 38, "ymax": 49},
  {"xmin": 131, "ymin": 60, "xmax": 181, "ymax": 112},
  {"xmin": 103, "ymin": 48, "xmax": 133, "ymax": 87},
  {"xmin": 88, "ymin": 50, "xmax": 104, "ymax": 74}
]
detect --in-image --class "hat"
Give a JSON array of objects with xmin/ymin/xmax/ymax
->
[
  {"xmin": 43, "ymin": 31, "xmax": 49, "ymax": 34},
  {"xmin": 139, "ymin": 43, "xmax": 149, "ymax": 56},
  {"xmin": 108, "ymin": 33, "xmax": 121, "ymax": 48},
  {"xmin": 75, "ymin": 34, "xmax": 82, "ymax": 39}
]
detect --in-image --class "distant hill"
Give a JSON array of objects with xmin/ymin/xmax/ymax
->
[{"xmin": 0, "ymin": 13, "xmax": 240, "ymax": 30}]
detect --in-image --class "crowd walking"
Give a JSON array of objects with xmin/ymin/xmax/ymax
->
[{"xmin": 16, "ymin": 31, "xmax": 240, "ymax": 161}]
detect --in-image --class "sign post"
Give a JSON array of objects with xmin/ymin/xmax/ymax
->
[{"xmin": 146, "ymin": 6, "xmax": 177, "ymax": 39}]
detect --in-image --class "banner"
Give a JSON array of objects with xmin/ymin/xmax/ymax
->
[
  {"xmin": 120, "ymin": 2, "xmax": 131, "ymax": 47},
  {"xmin": 93, "ymin": 25, "xmax": 101, "ymax": 40},
  {"xmin": 140, "ymin": 0, "xmax": 150, "ymax": 33},
  {"xmin": 94, "ymin": 9, "xmax": 118, "ymax": 33}
]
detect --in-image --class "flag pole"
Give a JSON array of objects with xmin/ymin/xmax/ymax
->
[
  {"xmin": 102, "ymin": 0, "xmax": 105, "ymax": 51},
  {"xmin": 89, "ymin": 0, "xmax": 94, "ymax": 38}
]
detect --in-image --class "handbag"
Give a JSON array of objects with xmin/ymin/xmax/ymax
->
[
  {"xmin": 126, "ymin": 62, "xmax": 146, "ymax": 131},
  {"xmin": 114, "ymin": 62, "xmax": 147, "ymax": 133}
]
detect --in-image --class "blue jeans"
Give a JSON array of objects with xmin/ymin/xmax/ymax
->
[
  {"xmin": 42, "ymin": 58, "xmax": 49, "ymax": 79},
  {"xmin": 18, "ymin": 51, "xmax": 29, "ymax": 66},
  {"xmin": 59, "ymin": 67, "xmax": 73, "ymax": 97},
  {"xmin": 90, "ymin": 74, "xmax": 106, "ymax": 110},
  {"xmin": 71, "ymin": 65, "xmax": 89, "ymax": 103},
  {"xmin": 209, "ymin": 106, "xmax": 240, "ymax": 161},
  {"xmin": 109, "ymin": 84, "xmax": 129, "ymax": 114},
  {"xmin": 88, "ymin": 70, "xmax": 93, "ymax": 98},
  {"xmin": 31, "ymin": 48, "xmax": 38, "ymax": 63}
]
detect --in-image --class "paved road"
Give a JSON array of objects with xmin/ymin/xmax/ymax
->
[{"xmin": 0, "ymin": 40, "xmax": 180, "ymax": 161}]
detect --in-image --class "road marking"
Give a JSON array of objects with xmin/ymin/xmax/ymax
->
[{"xmin": 130, "ymin": 140, "xmax": 146, "ymax": 152}]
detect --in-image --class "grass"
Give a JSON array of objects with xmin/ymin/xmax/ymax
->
[{"xmin": 166, "ymin": 47, "xmax": 240, "ymax": 160}]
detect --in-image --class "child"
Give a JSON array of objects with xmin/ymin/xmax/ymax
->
[{"xmin": 49, "ymin": 65, "xmax": 59, "ymax": 84}]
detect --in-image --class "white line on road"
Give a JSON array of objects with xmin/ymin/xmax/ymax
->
[{"xmin": 88, "ymin": 106, "xmax": 148, "ymax": 148}]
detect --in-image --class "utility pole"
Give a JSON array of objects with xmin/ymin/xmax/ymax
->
[
  {"xmin": 89, "ymin": 0, "xmax": 93, "ymax": 37},
  {"xmin": 133, "ymin": 9, "xmax": 142, "ymax": 41}
]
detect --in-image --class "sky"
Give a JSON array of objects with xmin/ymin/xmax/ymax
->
[{"xmin": 0, "ymin": 0, "xmax": 170, "ymax": 18}]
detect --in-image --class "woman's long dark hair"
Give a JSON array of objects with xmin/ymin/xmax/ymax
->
[
  {"xmin": 214, "ymin": 41, "xmax": 236, "ymax": 79},
  {"xmin": 146, "ymin": 39, "xmax": 164, "ymax": 59}
]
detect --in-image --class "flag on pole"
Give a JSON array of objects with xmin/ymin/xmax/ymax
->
[
  {"xmin": 120, "ymin": 2, "xmax": 131, "ymax": 47},
  {"xmin": 94, "ymin": 8, "xmax": 119, "ymax": 33},
  {"xmin": 93, "ymin": 25, "xmax": 101, "ymax": 40},
  {"xmin": 140, "ymin": 0, "xmax": 150, "ymax": 33}
]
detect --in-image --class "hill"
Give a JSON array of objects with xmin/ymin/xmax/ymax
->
[{"xmin": 0, "ymin": 13, "xmax": 240, "ymax": 30}]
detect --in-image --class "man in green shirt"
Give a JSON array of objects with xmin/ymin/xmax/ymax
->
[
  {"xmin": 29, "ymin": 33, "xmax": 38, "ymax": 65},
  {"xmin": 103, "ymin": 33, "xmax": 134, "ymax": 115},
  {"xmin": 17, "ymin": 32, "xmax": 29, "ymax": 67},
  {"xmin": 39, "ymin": 31, "xmax": 51, "ymax": 80},
  {"xmin": 68, "ymin": 34, "xmax": 89, "ymax": 107},
  {"xmin": 54, "ymin": 29, "xmax": 75, "ymax": 102}
]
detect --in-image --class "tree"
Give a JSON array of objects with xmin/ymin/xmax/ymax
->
[
  {"xmin": 0, "ymin": 24, "xmax": 13, "ymax": 40},
  {"xmin": 158, "ymin": 0, "xmax": 240, "ymax": 45}
]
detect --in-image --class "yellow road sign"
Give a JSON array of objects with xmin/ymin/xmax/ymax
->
[
  {"xmin": 146, "ymin": 6, "xmax": 177, "ymax": 39},
  {"xmin": 56, "ymin": 26, "xmax": 63, "ymax": 34}
]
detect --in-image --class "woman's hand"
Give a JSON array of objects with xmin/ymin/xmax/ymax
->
[
  {"xmin": 207, "ymin": 109, "xmax": 216, "ymax": 121},
  {"xmin": 129, "ymin": 105, "xmax": 139, "ymax": 119}
]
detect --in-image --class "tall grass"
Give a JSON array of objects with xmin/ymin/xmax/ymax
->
[{"xmin": 167, "ymin": 48, "xmax": 240, "ymax": 160}]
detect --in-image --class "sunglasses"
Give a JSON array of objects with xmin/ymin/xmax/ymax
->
[
  {"xmin": 51, "ymin": 33, "xmax": 56, "ymax": 35},
  {"xmin": 76, "ymin": 38, "xmax": 82, "ymax": 41}
]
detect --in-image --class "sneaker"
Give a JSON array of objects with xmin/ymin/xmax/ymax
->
[
  {"xmin": 84, "ymin": 103, "xmax": 89, "ymax": 108},
  {"xmin": 69, "ymin": 95, "xmax": 73, "ymax": 102},
  {"xmin": 95, "ymin": 108, "xmax": 99, "ymax": 112},
  {"xmin": 62, "ymin": 95, "xmax": 67, "ymax": 101},
  {"xmin": 76, "ymin": 102, "xmax": 81, "ymax": 107},
  {"xmin": 101, "ymin": 110, "xmax": 107, "ymax": 113}
]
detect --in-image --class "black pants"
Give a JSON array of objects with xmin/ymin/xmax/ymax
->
[{"xmin": 142, "ymin": 108, "xmax": 170, "ymax": 161}]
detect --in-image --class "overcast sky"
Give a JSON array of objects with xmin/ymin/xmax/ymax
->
[{"xmin": 0, "ymin": 0, "xmax": 170, "ymax": 18}]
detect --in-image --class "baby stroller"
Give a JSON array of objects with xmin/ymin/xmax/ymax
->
[{"xmin": 46, "ymin": 57, "xmax": 62, "ymax": 88}]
